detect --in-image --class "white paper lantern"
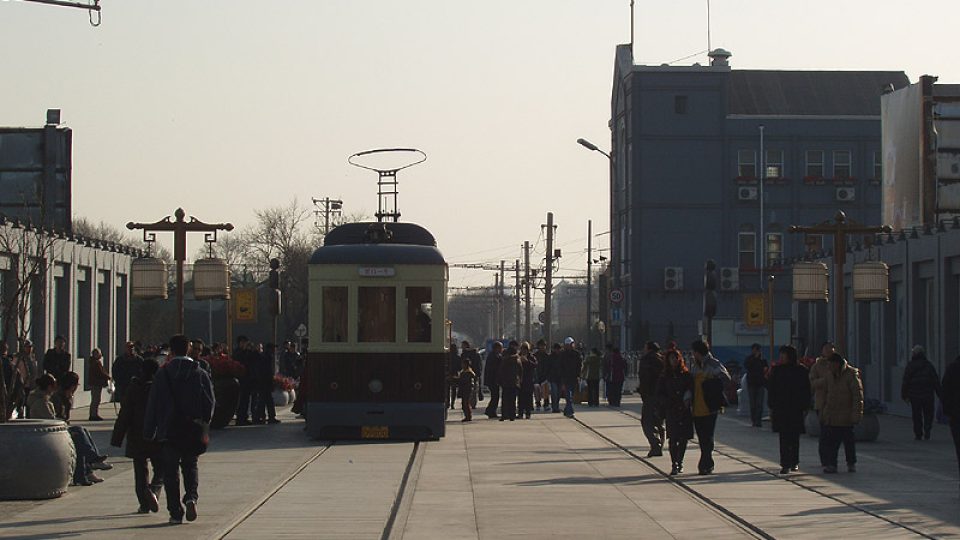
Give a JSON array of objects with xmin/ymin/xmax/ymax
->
[
  {"xmin": 131, "ymin": 257, "xmax": 168, "ymax": 299},
  {"xmin": 793, "ymin": 261, "xmax": 829, "ymax": 302},
  {"xmin": 853, "ymin": 261, "xmax": 889, "ymax": 302},
  {"xmin": 193, "ymin": 258, "xmax": 231, "ymax": 300}
]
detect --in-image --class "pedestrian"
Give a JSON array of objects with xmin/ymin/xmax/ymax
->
[
  {"xmin": 44, "ymin": 372, "xmax": 113, "ymax": 486},
  {"xmin": 113, "ymin": 341, "xmax": 144, "ymax": 403},
  {"xmin": 483, "ymin": 342, "xmax": 503, "ymax": 419},
  {"xmin": 607, "ymin": 346, "xmax": 627, "ymax": 407},
  {"xmin": 560, "ymin": 337, "xmax": 583, "ymax": 418},
  {"xmin": 447, "ymin": 343, "xmax": 460, "ymax": 410},
  {"xmin": 498, "ymin": 342, "xmax": 521, "ymax": 421},
  {"xmin": 656, "ymin": 348, "xmax": 694, "ymax": 475},
  {"xmin": 87, "ymin": 348, "xmax": 111, "ymax": 421},
  {"xmin": 901, "ymin": 345, "xmax": 942, "ymax": 441},
  {"xmin": 689, "ymin": 339, "xmax": 731, "ymax": 475},
  {"xmin": 13, "ymin": 340, "xmax": 38, "ymax": 418},
  {"xmin": 818, "ymin": 353, "xmax": 863, "ymax": 474},
  {"xmin": 637, "ymin": 341, "xmax": 665, "ymax": 456},
  {"xmin": 279, "ymin": 342, "xmax": 301, "ymax": 379},
  {"xmin": 145, "ymin": 334, "xmax": 215, "ymax": 525},
  {"xmin": 2, "ymin": 342, "xmax": 25, "ymax": 420},
  {"xmin": 460, "ymin": 341, "xmax": 482, "ymax": 402},
  {"xmin": 940, "ymin": 355, "xmax": 960, "ymax": 493},
  {"xmin": 602, "ymin": 344, "xmax": 613, "ymax": 402},
  {"xmin": 808, "ymin": 341, "xmax": 836, "ymax": 422},
  {"xmin": 533, "ymin": 340, "xmax": 549, "ymax": 410},
  {"xmin": 518, "ymin": 342, "xmax": 537, "ymax": 419},
  {"xmin": 767, "ymin": 345, "xmax": 811, "ymax": 474},
  {"xmin": 233, "ymin": 336, "xmax": 258, "ymax": 426},
  {"xmin": 457, "ymin": 357, "xmax": 478, "ymax": 421},
  {"xmin": 252, "ymin": 343, "xmax": 280, "ymax": 425},
  {"xmin": 42, "ymin": 335, "xmax": 71, "ymax": 385},
  {"xmin": 582, "ymin": 347, "xmax": 602, "ymax": 407},
  {"xmin": 111, "ymin": 357, "xmax": 164, "ymax": 514},
  {"xmin": 743, "ymin": 344, "xmax": 769, "ymax": 427},
  {"xmin": 545, "ymin": 343, "xmax": 563, "ymax": 413}
]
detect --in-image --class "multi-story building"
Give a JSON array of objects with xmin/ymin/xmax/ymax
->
[{"xmin": 607, "ymin": 44, "xmax": 908, "ymax": 353}]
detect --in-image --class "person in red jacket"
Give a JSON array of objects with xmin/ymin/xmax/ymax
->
[{"xmin": 87, "ymin": 348, "xmax": 111, "ymax": 421}]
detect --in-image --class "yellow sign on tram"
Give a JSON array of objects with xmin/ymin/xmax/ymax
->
[{"xmin": 743, "ymin": 294, "xmax": 766, "ymax": 327}]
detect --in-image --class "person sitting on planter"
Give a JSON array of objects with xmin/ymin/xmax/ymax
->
[
  {"xmin": 818, "ymin": 354, "xmax": 863, "ymax": 474},
  {"xmin": 26, "ymin": 373, "xmax": 58, "ymax": 420},
  {"xmin": 767, "ymin": 345, "xmax": 811, "ymax": 474},
  {"xmin": 111, "ymin": 357, "xmax": 164, "ymax": 514},
  {"xmin": 901, "ymin": 345, "xmax": 942, "ymax": 441}
]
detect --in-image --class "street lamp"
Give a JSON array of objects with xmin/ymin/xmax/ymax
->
[
  {"xmin": 577, "ymin": 138, "xmax": 612, "ymax": 349},
  {"xmin": 577, "ymin": 138, "xmax": 611, "ymax": 159}
]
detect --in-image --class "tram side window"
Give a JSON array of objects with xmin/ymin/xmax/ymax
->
[
  {"xmin": 406, "ymin": 287, "xmax": 432, "ymax": 343},
  {"xmin": 322, "ymin": 287, "xmax": 348, "ymax": 342},
  {"xmin": 358, "ymin": 287, "xmax": 396, "ymax": 342}
]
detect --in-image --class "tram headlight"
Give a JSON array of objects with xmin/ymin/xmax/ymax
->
[
  {"xmin": 368, "ymin": 379, "xmax": 383, "ymax": 393},
  {"xmin": 413, "ymin": 382, "xmax": 422, "ymax": 391},
  {"xmin": 330, "ymin": 382, "xmax": 339, "ymax": 390}
]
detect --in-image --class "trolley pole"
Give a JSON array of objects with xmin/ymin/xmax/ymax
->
[
  {"xmin": 586, "ymin": 219, "xmax": 592, "ymax": 348},
  {"xmin": 499, "ymin": 261, "xmax": 506, "ymax": 339},
  {"xmin": 524, "ymin": 241, "xmax": 532, "ymax": 342},
  {"xmin": 514, "ymin": 260, "xmax": 521, "ymax": 341},
  {"xmin": 544, "ymin": 212, "xmax": 555, "ymax": 346}
]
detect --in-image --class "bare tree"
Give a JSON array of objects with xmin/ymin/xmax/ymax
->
[{"xmin": 0, "ymin": 221, "xmax": 56, "ymax": 363}]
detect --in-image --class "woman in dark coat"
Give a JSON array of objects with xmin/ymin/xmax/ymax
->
[
  {"xmin": 111, "ymin": 357, "xmax": 164, "ymax": 513},
  {"xmin": 253, "ymin": 343, "xmax": 279, "ymax": 424},
  {"xmin": 518, "ymin": 342, "xmax": 537, "ymax": 419},
  {"xmin": 656, "ymin": 348, "xmax": 694, "ymax": 475},
  {"xmin": 767, "ymin": 345, "xmax": 812, "ymax": 474}
]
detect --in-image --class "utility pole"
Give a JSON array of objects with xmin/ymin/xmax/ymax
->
[
  {"xmin": 312, "ymin": 197, "xmax": 343, "ymax": 236},
  {"xmin": 524, "ymin": 241, "xmax": 532, "ymax": 342},
  {"xmin": 514, "ymin": 260, "xmax": 521, "ymax": 341},
  {"xmin": 586, "ymin": 219, "xmax": 592, "ymax": 348},
  {"xmin": 544, "ymin": 212, "xmax": 555, "ymax": 346},
  {"xmin": 499, "ymin": 260, "xmax": 506, "ymax": 339}
]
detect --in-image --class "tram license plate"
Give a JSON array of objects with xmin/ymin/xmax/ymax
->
[{"xmin": 361, "ymin": 426, "xmax": 389, "ymax": 439}]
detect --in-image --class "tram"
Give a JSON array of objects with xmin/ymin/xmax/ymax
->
[{"xmin": 305, "ymin": 221, "xmax": 448, "ymax": 440}]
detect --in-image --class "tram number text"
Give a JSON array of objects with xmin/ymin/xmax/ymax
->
[
  {"xmin": 358, "ymin": 267, "xmax": 396, "ymax": 277},
  {"xmin": 361, "ymin": 425, "xmax": 390, "ymax": 439}
]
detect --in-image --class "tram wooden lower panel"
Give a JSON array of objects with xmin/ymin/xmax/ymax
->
[{"xmin": 307, "ymin": 352, "xmax": 446, "ymax": 403}]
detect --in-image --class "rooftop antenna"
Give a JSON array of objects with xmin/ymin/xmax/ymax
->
[
  {"xmin": 348, "ymin": 148, "xmax": 427, "ymax": 223},
  {"xmin": 707, "ymin": 0, "xmax": 712, "ymax": 54},
  {"xmin": 629, "ymin": 0, "xmax": 635, "ymax": 52}
]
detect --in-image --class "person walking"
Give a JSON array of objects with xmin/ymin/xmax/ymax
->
[
  {"xmin": 456, "ymin": 357, "xmax": 478, "ymax": 422},
  {"xmin": 87, "ymin": 348, "xmax": 111, "ymax": 421},
  {"xmin": 111, "ymin": 357, "xmax": 164, "ymax": 513},
  {"xmin": 637, "ymin": 342, "xmax": 665, "ymax": 456},
  {"xmin": 743, "ymin": 344, "xmax": 769, "ymax": 428},
  {"xmin": 483, "ymin": 342, "xmax": 503, "ymax": 419},
  {"xmin": 582, "ymin": 348, "xmax": 602, "ymax": 407},
  {"xmin": 252, "ymin": 343, "xmax": 279, "ymax": 425},
  {"xmin": 518, "ymin": 342, "xmax": 537, "ymax": 419},
  {"xmin": 233, "ymin": 336, "xmax": 258, "ymax": 426},
  {"xmin": 544, "ymin": 343, "xmax": 563, "ymax": 413},
  {"xmin": 607, "ymin": 346, "xmax": 627, "ymax": 407},
  {"xmin": 113, "ymin": 341, "xmax": 144, "ymax": 403},
  {"xmin": 940, "ymin": 355, "xmax": 960, "ymax": 494},
  {"xmin": 447, "ymin": 343, "xmax": 460, "ymax": 410},
  {"xmin": 818, "ymin": 353, "xmax": 863, "ymax": 473},
  {"xmin": 656, "ymin": 348, "xmax": 694, "ymax": 475},
  {"xmin": 689, "ymin": 340, "xmax": 731, "ymax": 475},
  {"xmin": 498, "ymin": 342, "xmax": 521, "ymax": 421},
  {"xmin": 901, "ymin": 345, "xmax": 942, "ymax": 441},
  {"xmin": 560, "ymin": 337, "xmax": 584, "ymax": 418},
  {"xmin": 767, "ymin": 345, "xmax": 811, "ymax": 474},
  {"xmin": 145, "ymin": 335, "xmax": 215, "ymax": 525},
  {"xmin": 279, "ymin": 342, "xmax": 301, "ymax": 379},
  {"xmin": 533, "ymin": 340, "xmax": 548, "ymax": 411},
  {"xmin": 809, "ymin": 341, "xmax": 836, "ymax": 423},
  {"xmin": 43, "ymin": 336, "xmax": 71, "ymax": 385}
]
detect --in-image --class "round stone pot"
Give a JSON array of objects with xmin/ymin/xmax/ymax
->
[
  {"xmin": 0, "ymin": 420, "xmax": 75, "ymax": 500},
  {"xmin": 804, "ymin": 410, "xmax": 821, "ymax": 437},
  {"xmin": 272, "ymin": 389, "xmax": 289, "ymax": 407},
  {"xmin": 854, "ymin": 413, "xmax": 880, "ymax": 442},
  {"xmin": 211, "ymin": 377, "xmax": 240, "ymax": 429}
]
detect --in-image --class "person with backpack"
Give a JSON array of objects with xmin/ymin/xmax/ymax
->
[
  {"xmin": 145, "ymin": 335, "xmax": 215, "ymax": 525},
  {"xmin": 689, "ymin": 339, "xmax": 731, "ymax": 475},
  {"xmin": 901, "ymin": 345, "xmax": 942, "ymax": 441}
]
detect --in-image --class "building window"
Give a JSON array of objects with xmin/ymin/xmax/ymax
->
[
  {"xmin": 873, "ymin": 151, "xmax": 882, "ymax": 181},
  {"xmin": 804, "ymin": 234, "xmax": 823, "ymax": 252},
  {"xmin": 322, "ymin": 287, "xmax": 348, "ymax": 342},
  {"xmin": 738, "ymin": 150, "xmax": 756, "ymax": 178},
  {"xmin": 738, "ymin": 232, "xmax": 756, "ymax": 269},
  {"xmin": 406, "ymin": 287, "xmax": 432, "ymax": 343},
  {"xmin": 358, "ymin": 287, "xmax": 396, "ymax": 342},
  {"xmin": 766, "ymin": 233, "xmax": 783, "ymax": 267},
  {"xmin": 833, "ymin": 150, "xmax": 852, "ymax": 179},
  {"xmin": 674, "ymin": 95, "xmax": 688, "ymax": 114},
  {"xmin": 806, "ymin": 150, "xmax": 824, "ymax": 178},
  {"xmin": 765, "ymin": 150, "xmax": 784, "ymax": 179}
]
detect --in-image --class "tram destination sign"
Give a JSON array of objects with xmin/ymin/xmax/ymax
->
[{"xmin": 358, "ymin": 267, "xmax": 396, "ymax": 278}]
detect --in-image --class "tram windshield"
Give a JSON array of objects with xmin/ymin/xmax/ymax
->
[
  {"xmin": 406, "ymin": 287, "xmax": 432, "ymax": 343},
  {"xmin": 358, "ymin": 286, "xmax": 397, "ymax": 342}
]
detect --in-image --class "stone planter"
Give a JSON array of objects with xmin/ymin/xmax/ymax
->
[
  {"xmin": 804, "ymin": 410, "xmax": 821, "ymax": 437},
  {"xmin": 211, "ymin": 377, "xmax": 240, "ymax": 429},
  {"xmin": 272, "ymin": 389, "xmax": 289, "ymax": 407},
  {"xmin": 0, "ymin": 420, "xmax": 75, "ymax": 500},
  {"xmin": 854, "ymin": 413, "xmax": 880, "ymax": 442}
]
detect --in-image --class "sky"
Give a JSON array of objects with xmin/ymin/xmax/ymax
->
[{"xmin": 3, "ymin": 0, "xmax": 960, "ymax": 291}]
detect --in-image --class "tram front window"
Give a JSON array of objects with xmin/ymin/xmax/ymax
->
[
  {"xmin": 322, "ymin": 286, "xmax": 348, "ymax": 342},
  {"xmin": 358, "ymin": 286, "xmax": 396, "ymax": 342},
  {"xmin": 406, "ymin": 287, "xmax": 432, "ymax": 343}
]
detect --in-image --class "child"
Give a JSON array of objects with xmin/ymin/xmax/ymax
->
[{"xmin": 457, "ymin": 358, "xmax": 478, "ymax": 422}]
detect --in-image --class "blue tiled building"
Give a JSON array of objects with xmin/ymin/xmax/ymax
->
[{"xmin": 607, "ymin": 45, "xmax": 908, "ymax": 353}]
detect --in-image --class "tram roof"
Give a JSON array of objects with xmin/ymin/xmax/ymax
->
[
  {"xmin": 310, "ymin": 222, "xmax": 445, "ymax": 265},
  {"xmin": 323, "ymin": 222, "xmax": 437, "ymax": 247}
]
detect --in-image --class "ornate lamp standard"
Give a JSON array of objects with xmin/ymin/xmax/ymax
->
[{"xmin": 127, "ymin": 208, "xmax": 234, "ymax": 334}]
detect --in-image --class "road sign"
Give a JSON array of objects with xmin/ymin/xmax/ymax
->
[
  {"xmin": 609, "ymin": 288, "xmax": 624, "ymax": 304},
  {"xmin": 743, "ymin": 294, "xmax": 766, "ymax": 327},
  {"xmin": 234, "ymin": 288, "xmax": 257, "ymax": 322},
  {"xmin": 538, "ymin": 311, "xmax": 546, "ymax": 324},
  {"xmin": 295, "ymin": 323, "xmax": 308, "ymax": 338}
]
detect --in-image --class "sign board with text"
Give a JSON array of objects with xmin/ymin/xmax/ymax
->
[
  {"xmin": 235, "ymin": 288, "xmax": 257, "ymax": 322},
  {"xmin": 743, "ymin": 294, "xmax": 766, "ymax": 327}
]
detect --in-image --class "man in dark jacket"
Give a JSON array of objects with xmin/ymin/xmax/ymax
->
[
  {"xmin": 559, "ymin": 337, "xmax": 583, "ymax": 418},
  {"xmin": 112, "ymin": 357, "xmax": 163, "ymax": 513},
  {"xmin": 233, "ymin": 336, "xmax": 259, "ymax": 426},
  {"xmin": 744, "ymin": 344, "xmax": 769, "ymax": 428},
  {"xmin": 145, "ymin": 335, "xmax": 215, "ymax": 525},
  {"xmin": 901, "ymin": 346, "xmax": 942, "ymax": 440},
  {"xmin": 460, "ymin": 340, "xmax": 482, "ymax": 402},
  {"xmin": 941, "ymin": 355, "xmax": 960, "ymax": 485},
  {"xmin": 447, "ymin": 343, "xmax": 460, "ymax": 410},
  {"xmin": 253, "ymin": 343, "xmax": 279, "ymax": 425},
  {"xmin": 637, "ymin": 341, "xmax": 665, "ymax": 456},
  {"xmin": 483, "ymin": 342, "xmax": 503, "ymax": 419},
  {"xmin": 113, "ymin": 341, "xmax": 144, "ymax": 404},
  {"xmin": 545, "ymin": 343, "xmax": 563, "ymax": 412},
  {"xmin": 767, "ymin": 345, "xmax": 811, "ymax": 474},
  {"xmin": 43, "ymin": 336, "xmax": 71, "ymax": 385},
  {"xmin": 498, "ymin": 342, "xmax": 521, "ymax": 421}
]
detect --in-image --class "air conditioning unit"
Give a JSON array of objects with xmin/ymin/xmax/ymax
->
[
  {"xmin": 738, "ymin": 186, "xmax": 758, "ymax": 201},
  {"xmin": 720, "ymin": 267, "xmax": 739, "ymax": 291},
  {"xmin": 836, "ymin": 187, "xmax": 856, "ymax": 202},
  {"xmin": 664, "ymin": 267, "xmax": 683, "ymax": 291}
]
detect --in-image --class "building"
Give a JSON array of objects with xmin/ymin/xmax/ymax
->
[{"xmin": 607, "ymin": 44, "xmax": 908, "ymax": 353}]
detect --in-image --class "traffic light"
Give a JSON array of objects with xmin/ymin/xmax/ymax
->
[{"xmin": 703, "ymin": 259, "xmax": 717, "ymax": 318}]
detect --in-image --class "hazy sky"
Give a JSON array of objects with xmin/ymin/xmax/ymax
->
[{"xmin": 3, "ymin": 0, "xmax": 959, "ymax": 290}]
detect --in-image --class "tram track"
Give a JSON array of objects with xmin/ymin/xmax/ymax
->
[{"xmin": 591, "ymin": 408, "xmax": 936, "ymax": 539}]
